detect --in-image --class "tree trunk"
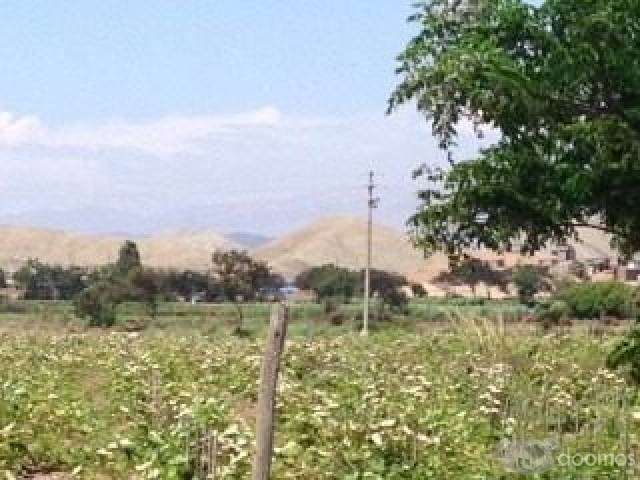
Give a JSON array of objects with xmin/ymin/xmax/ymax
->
[{"xmin": 252, "ymin": 303, "xmax": 289, "ymax": 480}]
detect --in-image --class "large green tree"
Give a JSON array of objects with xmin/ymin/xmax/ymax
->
[
  {"xmin": 389, "ymin": 0, "xmax": 640, "ymax": 256},
  {"xmin": 116, "ymin": 240, "xmax": 142, "ymax": 275},
  {"xmin": 211, "ymin": 249, "xmax": 273, "ymax": 330},
  {"xmin": 295, "ymin": 264, "xmax": 360, "ymax": 302}
]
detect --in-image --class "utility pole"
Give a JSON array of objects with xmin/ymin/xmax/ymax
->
[{"xmin": 362, "ymin": 170, "xmax": 378, "ymax": 336}]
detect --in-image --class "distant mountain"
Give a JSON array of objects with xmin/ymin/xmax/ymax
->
[
  {"xmin": 0, "ymin": 217, "xmax": 618, "ymax": 294},
  {"xmin": 254, "ymin": 216, "xmax": 619, "ymax": 283},
  {"xmin": 254, "ymin": 216, "xmax": 426, "ymax": 279},
  {"xmin": 137, "ymin": 230, "xmax": 237, "ymax": 269},
  {"xmin": 226, "ymin": 232, "xmax": 273, "ymax": 249},
  {"xmin": 0, "ymin": 226, "xmax": 235, "ymax": 271}
]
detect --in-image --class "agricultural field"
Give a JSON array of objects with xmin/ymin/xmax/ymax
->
[
  {"xmin": 0, "ymin": 309, "xmax": 638, "ymax": 479},
  {"xmin": 0, "ymin": 299, "xmax": 530, "ymax": 330}
]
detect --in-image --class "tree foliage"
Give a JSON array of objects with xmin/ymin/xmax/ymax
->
[
  {"xmin": 435, "ymin": 255, "xmax": 511, "ymax": 295},
  {"xmin": 608, "ymin": 328, "xmax": 640, "ymax": 384},
  {"xmin": 296, "ymin": 264, "xmax": 410, "ymax": 314},
  {"xmin": 211, "ymin": 249, "xmax": 273, "ymax": 302},
  {"xmin": 411, "ymin": 283, "xmax": 427, "ymax": 298},
  {"xmin": 368, "ymin": 268, "xmax": 411, "ymax": 314},
  {"xmin": 122, "ymin": 267, "xmax": 163, "ymax": 318},
  {"xmin": 73, "ymin": 280, "xmax": 120, "ymax": 328},
  {"xmin": 389, "ymin": 0, "xmax": 640, "ymax": 256},
  {"xmin": 161, "ymin": 269, "xmax": 217, "ymax": 301},
  {"xmin": 211, "ymin": 249, "xmax": 274, "ymax": 329},
  {"xmin": 116, "ymin": 240, "xmax": 142, "ymax": 275},
  {"xmin": 295, "ymin": 264, "xmax": 360, "ymax": 302},
  {"xmin": 14, "ymin": 260, "xmax": 89, "ymax": 300},
  {"xmin": 556, "ymin": 281, "xmax": 639, "ymax": 319},
  {"xmin": 74, "ymin": 242, "xmax": 162, "ymax": 327},
  {"xmin": 512, "ymin": 266, "xmax": 546, "ymax": 305}
]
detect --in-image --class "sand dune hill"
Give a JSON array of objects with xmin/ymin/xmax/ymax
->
[
  {"xmin": 0, "ymin": 219, "xmax": 617, "ymax": 286},
  {"xmin": 138, "ymin": 230, "xmax": 235, "ymax": 269},
  {"xmin": 0, "ymin": 226, "xmax": 123, "ymax": 270},
  {"xmin": 0, "ymin": 226, "xmax": 234, "ymax": 271},
  {"xmin": 255, "ymin": 216, "xmax": 427, "ymax": 279},
  {"xmin": 256, "ymin": 217, "xmax": 617, "ymax": 285}
]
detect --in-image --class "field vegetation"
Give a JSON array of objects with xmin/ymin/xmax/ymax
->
[
  {"xmin": 2, "ymin": 244, "xmax": 640, "ymax": 479},
  {"xmin": 0, "ymin": 308, "xmax": 638, "ymax": 479}
]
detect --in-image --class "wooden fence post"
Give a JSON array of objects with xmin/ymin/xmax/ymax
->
[{"xmin": 252, "ymin": 303, "xmax": 289, "ymax": 480}]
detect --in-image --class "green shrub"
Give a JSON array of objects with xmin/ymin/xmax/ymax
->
[
  {"xmin": 557, "ymin": 281, "xmax": 638, "ymax": 319},
  {"xmin": 73, "ymin": 282, "xmax": 119, "ymax": 327},
  {"xmin": 411, "ymin": 283, "xmax": 427, "ymax": 298},
  {"xmin": 513, "ymin": 266, "xmax": 546, "ymax": 306},
  {"xmin": 535, "ymin": 300, "xmax": 570, "ymax": 329},
  {"xmin": 327, "ymin": 310, "xmax": 346, "ymax": 326},
  {"xmin": 548, "ymin": 300, "xmax": 570, "ymax": 320},
  {"xmin": 608, "ymin": 328, "xmax": 640, "ymax": 384},
  {"xmin": 442, "ymin": 295, "xmax": 487, "ymax": 306},
  {"xmin": 385, "ymin": 289, "xmax": 410, "ymax": 315}
]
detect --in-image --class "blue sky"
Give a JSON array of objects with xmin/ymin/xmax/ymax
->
[
  {"xmin": 0, "ymin": 1, "xmax": 414, "ymax": 122},
  {"xmin": 0, "ymin": 1, "xmax": 490, "ymax": 235}
]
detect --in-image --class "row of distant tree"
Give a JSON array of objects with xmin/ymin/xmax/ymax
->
[
  {"xmin": 2, "ymin": 243, "xmax": 285, "ymax": 303},
  {"xmin": 0, "ymin": 241, "xmax": 286, "ymax": 327},
  {"xmin": 0, "ymin": 240, "xmax": 418, "ymax": 327}
]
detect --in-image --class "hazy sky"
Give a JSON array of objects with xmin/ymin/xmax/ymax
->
[{"xmin": 0, "ymin": 1, "xmax": 491, "ymax": 235}]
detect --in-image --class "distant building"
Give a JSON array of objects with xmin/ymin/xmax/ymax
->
[
  {"xmin": 585, "ymin": 257, "xmax": 611, "ymax": 275},
  {"xmin": 3, "ymin": 270, "xmax": 17, "ymax": 287},
  {"xmin": 278, "ymin": 286, "xmax": 317, "ymax": 303},
  {"xmin": 551, "ymin": 245, "xmax": 576, "ymax": 262},
  {"xmin": 617, "ymin": 264, "xmax": 640, "ymax": 282},
  {"xmin": 278, "ymin": 286, "xmax": 298, "ymax": 296},
  {"xmin": 189, "ymin": 292, "xmax": 208, "ymax": 304}
]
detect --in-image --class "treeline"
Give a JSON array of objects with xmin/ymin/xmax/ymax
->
[
  {"xmin": 4, "ymin": 241, "xmax": 284, "ymax": 303},
  {"xmin": 294, "ymin": 263, "xmax": 425, "ymax": 315},
  {"xmin": 1, "ymin": 241, "xmax": 423, "ymax": 328},
  {"xmin": 3, "ymin": 241, "xmax": 285, "ymax": 327}
]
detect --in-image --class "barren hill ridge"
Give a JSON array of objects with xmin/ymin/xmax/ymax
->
[
  {"xmin": 255, "ymin": 217, "xmax": 617, "ymax": 281},
  {"xmin": 0, "ymin": 219, "xmax": 617, "ymax": 283},
  {"xmin": 254, "ymin": 216, "xmax": 426, "ymax": 279},
  {"xmin": 0, "ymin": 226, "xmax": 235, "ymax": 271}
]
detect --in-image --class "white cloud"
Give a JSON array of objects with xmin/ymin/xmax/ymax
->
[
  {"xmin": 0, "ymin": 111, "xmax": 43, "ymax": 145},
  {"xmin": 0, "ymin": 105, "xmax": 494, "ymax": 234},
  {"xmin": 0, "ymin": 105, "xmax": 494, "ymax": 158},
  {"xmin": 0, "ymin": 106, "xmax": 286, "ymax": 156}
]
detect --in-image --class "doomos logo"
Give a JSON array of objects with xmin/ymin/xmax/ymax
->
[{"xmin": 495, "ymin": 438, "xmax": 559, "ymax": 474}]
